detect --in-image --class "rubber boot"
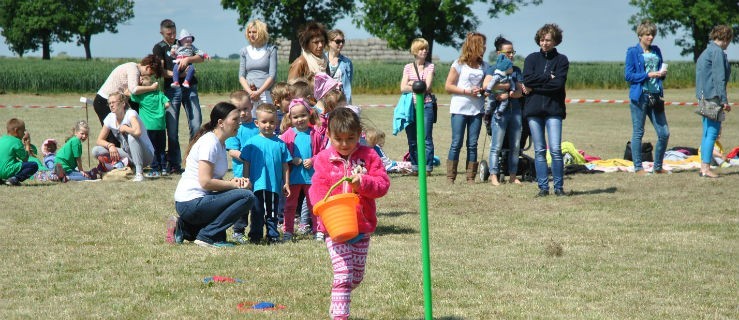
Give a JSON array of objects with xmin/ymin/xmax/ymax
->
[
  {"xmin": 466, "ymin": 161, "xmax": 478, "ymax": 183},
  {"xmin": 446, "ymin": 160, "xmax": 458, "ymax": 184}
]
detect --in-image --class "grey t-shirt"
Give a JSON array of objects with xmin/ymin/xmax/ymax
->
[{"xmin": 239, "ymin": 45, "xmax": 278, "ymax": 90}]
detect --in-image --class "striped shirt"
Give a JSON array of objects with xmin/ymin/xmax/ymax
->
[{"xmin": 403, "ymin": 62, "xmax": 435, "ymax": 103}]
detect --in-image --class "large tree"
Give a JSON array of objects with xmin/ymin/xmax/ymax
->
[
  {"xmin": 0, "ymin": 1, "xmax": 38, "ymax": 57},
  {"xmin": 70, "ymin": 0, "xmax": 135, "ymax": 60},
  {"xmin": 629, "ymin": 0, "xmax": 739, "ymax": 62},
  {"xmin": 221, "ymin": 0, "xmax": 354, "ymax": 63},
  {"xmin": 0, "ymin": 0, "xmax": 73, "ymax": 59},
  {"xmin": 355, "ymin": 0, "xmax": 542, "ymax": 62}
]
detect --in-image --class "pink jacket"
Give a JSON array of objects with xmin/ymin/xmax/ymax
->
[{"xmin": 309, "ymin": 145, "xmax": 390, "ymax": 234}]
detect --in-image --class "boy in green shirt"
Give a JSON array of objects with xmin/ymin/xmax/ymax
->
[
  {"xmin": 130, "ymin": 75, "xmax": 170, "ymax": 177},
  {"xmin": 0, "ymin": 118, "xmax": 39, "ymax": 186}
]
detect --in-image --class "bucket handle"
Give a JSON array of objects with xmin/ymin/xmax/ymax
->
[{"xmin": 322, "ymin": 177, "xmax": 352, "ymax": 202}]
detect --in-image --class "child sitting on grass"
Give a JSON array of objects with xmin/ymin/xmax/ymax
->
[
  {"xmin": 0, "ymin": 118, "xmax": 39, "ymax": 186},
  {"xmin": 54, "ymin": 120, "xmax": 100, "ymax": 182},
  {"xmin": 365, "ymin": 127, "xmax": 413, "ymax": 174},
  {"xmin": 308, "ymin": 108, "xmax": 390, "ymax": 320}
]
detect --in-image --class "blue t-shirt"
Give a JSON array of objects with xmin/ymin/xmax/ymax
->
[
  {"xmin": 289, "ymin": 127, "xmax": 314, "ymax": 185},
  {"xmin": 225, "ymin": 122, "xmax": 259, "ymax": 178},
  {"xmin": 240, "ymin": 134, "xmax": 292, "ymax": 193},
  {"xmin": 642, "ymin": 52, "xmax": 660, "ymax": 93}
]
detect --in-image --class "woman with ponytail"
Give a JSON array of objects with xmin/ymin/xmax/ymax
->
[{"xmin": 172, "ymin": 102, "xmax": 256, "ymax": 248}]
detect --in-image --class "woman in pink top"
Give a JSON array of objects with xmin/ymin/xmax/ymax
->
[{"xmin": 400, "ymin": 38, "xmax": 436, "ymax": 175}]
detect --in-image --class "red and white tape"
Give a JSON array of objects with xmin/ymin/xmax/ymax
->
[{"xmin": 1, "ymin": 99, "xmax": 736, "ymax": 109}]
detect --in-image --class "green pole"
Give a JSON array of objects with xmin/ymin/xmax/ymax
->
[{"xmin": 411, "ymin": 80, "xmax": 433, "ymax": 319}]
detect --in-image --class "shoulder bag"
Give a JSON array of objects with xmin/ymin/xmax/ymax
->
[{"xmin": 694, "ymin": 93, "xmax": 724, "ymax": 122}]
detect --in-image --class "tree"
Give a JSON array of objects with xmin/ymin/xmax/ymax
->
[
  {"xmin": 355, "ymin": 0, "xmax": 542, "ymax": 62},
  {"xmin": 0, "ymin": 0, "xmax": 73, "ymax": 59},
  {"xmin": 70, "ymin": 0, "xmax": 135, "ymax": 60},
  {"xmin": 0, "ymin": 0, "xmax": 39, "ymax": 57},
  {"xmin": 629, "ymin": 0, "xmax": 739, "ymax": 62},
  {"xmin": 221, "ymin": 0, "xmax": 354, "ymax": 63}
]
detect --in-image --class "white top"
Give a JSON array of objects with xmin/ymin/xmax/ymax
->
[
  {"xmin": 103, "ymin": 108, "xmax": 154, "ymax": 155},
  {"xmin": 247, "ymin": 45, "xmax": 267, "ymax": 60},
  {"xmin": 174, "ymin": 132, "xmax": 228, "ymax": 202},
  {"xmin": 97, "ymin": 62, "xmax": 140, "ymax": 99},
  {"xmin": 449, "ymin": 60, "xmax": 486, "ymax": 115}
]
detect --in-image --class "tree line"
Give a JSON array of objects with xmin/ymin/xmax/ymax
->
[{"xmin": 1, "ymin": 0, "xmax": 737, "ymax": 62}]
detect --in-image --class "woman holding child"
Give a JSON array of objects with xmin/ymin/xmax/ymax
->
[
  {"xmin": 482, "ymin": 35, "xmax": 524, "ymax": 186},
  {"xmin": 92, "ymin": 92, "xmax": 155, "ymax": 182},
  {"xmin": 239, "ymin": 19, "xmax": 278, "ymax": 106},
  {"xmin": 444, "ymin": 32, "xmax": 488, "ymax": 184},
  {"xmin": 172, "ymin": 102, "xmax": 257, "ymax": 248}
]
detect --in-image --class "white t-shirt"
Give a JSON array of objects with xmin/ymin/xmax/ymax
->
[
  {"xmin": 449, "ymin": 60, "xmax": 486, "ymax": 115},
  {"xmin": 174, "ymin": 132, "xmax": 228, "ymax": 202},
  {"xmin": 103, "ymin": 108, "xmax": 154, "ymax": 155}
]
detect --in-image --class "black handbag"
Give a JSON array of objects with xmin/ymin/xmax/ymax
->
[
  {"xmin": 624, "ymin": 141, "xmax": 654, "ymax": 162},
  {"xmin": 647, "ymin": 93, "xmax": 665, "ymax": 113}
]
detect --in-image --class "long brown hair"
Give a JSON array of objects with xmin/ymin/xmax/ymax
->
[
  {"xmin": 458, "ymin": 32, "xmax": 486, "ymax": 68},
  {"xmin": 184, "ymin": 102, "xmax": 236, "ymax": 160}
]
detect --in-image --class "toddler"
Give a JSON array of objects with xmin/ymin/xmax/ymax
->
[
  {"xmin": 0, "ymin": 118, "xmax": 39, "ymax": 186},
  {"xmin": 131, "ymin": 75, "xmax": 170, "ymax": 177},
  {"xmin": 54, "ymin": 120, "xmax": 100, "ymax": 182},
  {"xmin": 485, "ymin": 54, "xmax": 516, "ymax": 119},
  {"xmin": 279, "ymin": 98, "xmax": 323, "ymax": 240},
  {"xmin": 240, "ymin": 103, "xmax": 292, "ymax": 244},
  {"xmin": 41, "ymin": 138, "xmax": 58, "ymax": 170},
  {"xmin": 170, "ymin": 29, "xmax": 209, "ymax": 88},
  {"xmin": 365, "ymin": 128, "xmax": 413, "ymax": 174},
  {"xmin": 225, "ymin": 90, "xmax": 261, "ymax": 244},
  {"xmin": 308, "ymin": 108, "xmax": 390, "ymax": 320}
]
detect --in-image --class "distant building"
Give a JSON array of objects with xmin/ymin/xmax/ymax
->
[{"xmin": 272, "ymin": 38, "xmax": 439, "ymax": 62}]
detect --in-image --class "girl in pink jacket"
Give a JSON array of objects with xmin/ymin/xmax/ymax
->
[{"xmin": 308, "ymin": 108, "xmax": 390, "ymax": 320}]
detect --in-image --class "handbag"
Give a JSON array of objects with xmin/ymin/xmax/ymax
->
[
  {"xmin": 624, "ymin": 141, "xmax": 654, "ymax": 162},
  {"xmin": 646, "ymin": 93, "xmax": 664, "ymax": 113},
  {"xmin": 694, "ymin": 94, "xmax": 724, "ymax": 122}
]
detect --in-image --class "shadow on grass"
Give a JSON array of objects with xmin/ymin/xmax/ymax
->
[
  {"xmin": 374, "ymin": 224, "xmax": 417, "ymax": 236},
  {"xmin": 380, "ymin": 211, "xmax": 416, "ymax": 217},
  {"xmin": 567, "ymin": 187, "xmax": 618, "ymax": 196}
]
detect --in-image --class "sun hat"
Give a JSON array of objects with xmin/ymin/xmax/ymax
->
[{"xmin": 313, "ymin": 72, "xmax": 340, "ymax": 100}]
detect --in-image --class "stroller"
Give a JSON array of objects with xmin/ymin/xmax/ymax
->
[{"xmin": 478, "ymin": 98, "xmax": 535, "ymax": 183}]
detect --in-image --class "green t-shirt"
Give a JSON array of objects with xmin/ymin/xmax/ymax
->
[
  {"xmin": 55, "ymin": 136, "xmax": 82, "ymax": 172},
  {"xmin": 0, "ymin": 135, "xmax": 27, "ymax": 179},
  {"xmin": 130, "ymin": 90, "xmax": 169, "ymax": 130}
]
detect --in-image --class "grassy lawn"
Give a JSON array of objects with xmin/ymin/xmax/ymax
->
[{"xmin": 1, "ymin": 89, "xmax": 738, "ymax": 319}]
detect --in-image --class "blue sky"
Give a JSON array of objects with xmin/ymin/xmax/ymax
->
[{"xmin": 0, "ymin": 0, "xmax": 736, "ymax": 62}]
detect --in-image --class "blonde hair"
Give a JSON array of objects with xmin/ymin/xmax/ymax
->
[
  {"xmin": 245, "ymin": 19, "xmax": 269, "ymax": 47},
  {"xmin": 328, "ymin": 29, "xmax": 345, "ymax": 42},
  {"xmin": 364, "ymin": 127, "xmax": 386, "ymax": 146},
  {"xmin": 321, "ymin": 89, "xmax": 346, "ymax": 114},
  {"xmin": 636, "ymin": 20, "xmax": 657, "ymax": 37},
  {"xmin": 139, "ymin": 75, "xmax": 153, "ymax": 86},
  {"xmin": 271, "ymin": 82, "xmax": 291, "ymax": 112},
  {"xmin": 67, "ymin": 120, "xmax": 89, "ymax": 142},
  {"xmin": 108, "ymin": 92, "xmax": 130, "ymax": 110},
  {"xmin": 410, "ymin": 38, "xmax": 429, "ymax": 56},
  {"xmin": 255, "ymin": 103, "xmax": 278, "ymax": 117},
  {"xmin": 280, "ymin": 99, "xmax": 319, "ymax": 133},
  {"xmin": 459, "ymin": 32, "xmax": 486, "ymax": 67}
]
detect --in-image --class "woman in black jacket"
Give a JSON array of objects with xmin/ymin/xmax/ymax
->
[{"xmin": 522, "ymin": 24, "xmax": 569, "ymax": 197}]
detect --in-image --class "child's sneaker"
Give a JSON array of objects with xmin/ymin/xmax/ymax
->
[
  {"xmin": 315, "ymin": 231, "xmax": 325, "ymax": 242},
  {"xmin": 182, "ymin": 80, "xmax": 190, "ymax": 88},
  {"xmin": 233, "ymin": 232, "xmax": 248, "ymax": 244},
  {"xmin": 145, "ymin": 171, "xmax": 161, "ymax": 178},
  {"xmin": 132, "ymin": 173, "xmax": 144, "ymax": 182},
  {"xmin": 171, "ymin": 81, "xmax": 180, "ymax": 88},
  {"xmin": 282, "ymin": 232, "xmax": 293, "ymax": 242},
  {"xmin": 160, "ymin": 169, "xmax": 169, "ymax": 176},
  {"xmin": 5, "ymin": 176, "xmax": 20, "ymax": 186}
]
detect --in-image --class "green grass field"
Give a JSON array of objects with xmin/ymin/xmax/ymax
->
[{"xmin": 1, "ymin": 89, "xmax": 738, "ymax": 319}]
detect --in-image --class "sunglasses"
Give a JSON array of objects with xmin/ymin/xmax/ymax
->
[
  {"xmin": 500, "ymin": 50, "xmax": 516, "ymax": 55},
  {"xmin": 333, "ymin": 39, "xmax": 345, "ymax": 45}
]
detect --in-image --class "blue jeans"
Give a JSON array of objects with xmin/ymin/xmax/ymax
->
[
  {"xmin": 700, "ymin": 116, "xmax": 721, "ymax": 164},
  {"xmin": 488, "ymin": 104, "xmax": 522, "ymax": 175},
  {"xmin": 250, "ymin": 190, "xmax": 280, "ymax": 241},
  {"xmin": 630, "ymin": 93, "xmax": 670, "ymax": 171},
  {"xmin": 528, "ymin": 116, "xmax": 563, "ymax": 191},
  {"xmin": 172, "ymin": 63, "xmax": 195, "ymax": 83},
  {"xmin": 165, "ymin": 85, "xmax": 202, "ymax": 171},
  {"xmin": 175, "ymin": 188, "xmax": 255, "ymax": 243},
  {"xmin": 405, "ymin": 101, "xmax": 435, "ymax": 171},
  {"xmin": 448, "ymin": 113, "xmax": 483, "ymax": 162},
  {"xmin": 148, "ymin": 129, "xmax": 166, "ymax": 171},
  {"xmin": 12, "ymin": 161, "xmax": 38, "ymax": 182}
]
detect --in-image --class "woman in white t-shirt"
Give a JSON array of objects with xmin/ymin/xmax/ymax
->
[
  {"xmin": 172, "ymin": 102, "xmax": 256, "ymax": 248},
  {"xmin": 92, "ymin": 92, "xmax": 155, "ymax": 182},
  {"xmin": 444, "ymin": 32, "xmax": 488, "ymax": 184}
]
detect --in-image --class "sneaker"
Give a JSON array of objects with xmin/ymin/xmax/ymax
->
[
  {"xmin": 183, "ymin": 80, "xmax": 191, "ymax": 88},
  {"xmin": 132, "ymin": 173, "xmax": 144, "ymax": 182},
  {"xmin": 194, "ymin": 239, "xmax": 235, "ymax": 248},
  {"xmin": 282, "ymin": 232, "xmax": 293, "ymax": 242},
  {"xmin": 160, "ymin": 170, "xmax": 169, "ymax": 176},
  {"xmin": 171, "ymin": 81, "xmax": 180, "ymax": 88},
  {"xmin": 315, "ymin": 231, "xmax": 325, "ymax": 241},
  {"xmin": 5, "ymin": 176, "xmax": 20, "ymax": 186},
  {"xmin": 233, "ymin": 232, "xmax": 248, "ymax": 244},
  {"xmin": 144, "ymin": 171, "xmax": 161, "ymax": 178},
  {"xmin": 720, "ymin": 162, "xmax": 731, "ymax": 169}
]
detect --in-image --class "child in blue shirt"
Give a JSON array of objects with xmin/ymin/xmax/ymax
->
[
  {"xmin": 225, "ymin": 90, "xmax": 261, "ymax": 243},
  {"xmin": 240, "ymin": 103, "xmax": 292, "ymax": 244}
]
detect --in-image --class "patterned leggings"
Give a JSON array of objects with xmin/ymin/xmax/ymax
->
[{"xmin": 326, "ymin": 235, "xmax": 370, "ymax": 320}]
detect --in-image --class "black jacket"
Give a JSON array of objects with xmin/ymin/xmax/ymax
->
[{"xmin": 522, "ymin": 48, "xmax": 568, "ymax": 119}]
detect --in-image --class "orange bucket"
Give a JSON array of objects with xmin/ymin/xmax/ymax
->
[{"xmin": 313, "ymin": 178, "xmax": 360, "ymax": 242}]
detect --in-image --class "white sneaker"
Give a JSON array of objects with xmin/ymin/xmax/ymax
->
[
  {"xmin": 315, "ymin": 231, "xmax": 325, "ymax": 241},
  {"xmin": 132, "ymin": 173, "xmax": 144, "ymax": 182},
  {"xmin": 194, "ymin": 239, "xmax": 217, "ymax": 248}
]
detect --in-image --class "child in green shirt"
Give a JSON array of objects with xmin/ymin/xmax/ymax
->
[
  {"xmin": 54, "ymin": 120, "xmax": 100, "ymax": 182},
  {"xmin": 130, "ymin": 76, "xmax": 170, "ymax": 177},
  {"xmin": 0, "ymin": 118, "xmax": 39, "ymax": 186}
]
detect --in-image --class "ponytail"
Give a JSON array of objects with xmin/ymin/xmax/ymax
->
[{"xmin": 184, "ymin": 102, "xmax": 236, "ymax": 160}]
